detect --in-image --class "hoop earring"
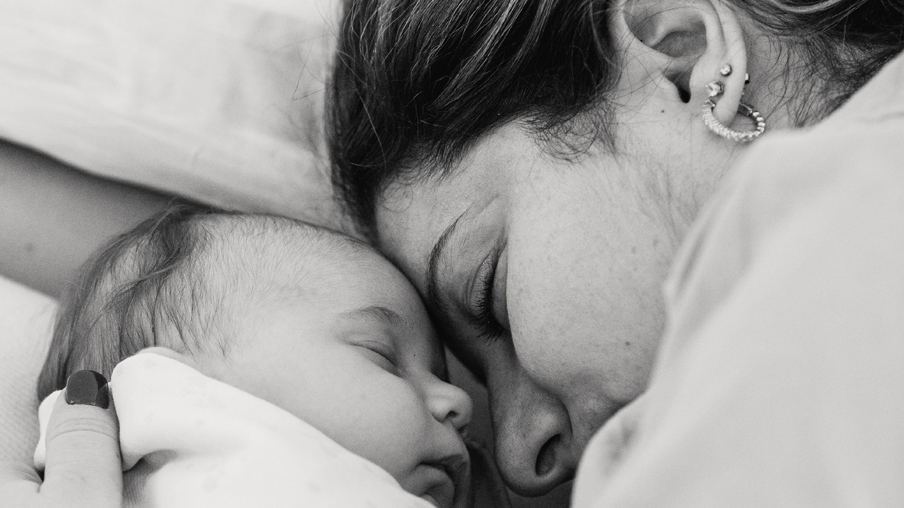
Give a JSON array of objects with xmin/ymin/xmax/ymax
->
[
  {"xmin": 701, "ymin": 75, "xmax": 766, "ymax": 144},
  {"xmin": 702, "ymin": 100, "xmax": 766, "ymax": 143}
]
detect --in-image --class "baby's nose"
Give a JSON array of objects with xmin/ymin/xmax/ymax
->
[{"xmin": 427, "ymin": 379, "xmax": 473, "ymax": 432}]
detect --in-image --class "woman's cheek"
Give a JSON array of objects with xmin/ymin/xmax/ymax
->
[
  {"xmin": 506, "ymin": 206, "xmax": 624, "ymax": 394},
  {"xmin": 504, "ymin": 240, "xmax": 572, "ymax": 387}
]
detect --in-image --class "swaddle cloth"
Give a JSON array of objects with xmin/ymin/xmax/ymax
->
[{"xmin": 34, "ymin": 353, "xmax": 433, "ymax": 508}]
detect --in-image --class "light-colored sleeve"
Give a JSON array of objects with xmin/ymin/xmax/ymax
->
[{"xmin": 573, "ymin": 119, "xmax": 904, "ymax": 507}]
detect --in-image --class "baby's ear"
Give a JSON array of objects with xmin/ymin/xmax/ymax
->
[{"xmin": 135, "ymin": 347, "xmax": 199, "ymax": 369}]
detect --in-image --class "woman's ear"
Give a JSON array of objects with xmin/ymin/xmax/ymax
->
[{"xmin": 609, "ymin": 0, "xmax": 747, "ymax": 125}]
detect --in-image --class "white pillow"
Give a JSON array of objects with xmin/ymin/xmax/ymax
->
[{"xmin": 0, "ymin": 0, "xmax": 342, "ymax": 228}]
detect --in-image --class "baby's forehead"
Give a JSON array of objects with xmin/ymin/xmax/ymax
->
[
  {"xmin": 200, "ymin": 219, "xmax": 445, "ymax": 367},
  {"xmin": 205, "ymin": 218, "xmax": 385, "ymax": 291}
]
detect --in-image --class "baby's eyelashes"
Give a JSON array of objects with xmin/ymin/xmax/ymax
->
[{"xmin": 357, "ymin": 344, "xmax": 400, "ymax": 374}]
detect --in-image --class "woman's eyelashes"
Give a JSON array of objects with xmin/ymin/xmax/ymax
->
[
  {"xmin": 471, "ymin": 246, "xmax": 507, "ymax": 343},
  {"xmin": 492, "ymin": 244, "xmax": 509, "ymax": 331}
]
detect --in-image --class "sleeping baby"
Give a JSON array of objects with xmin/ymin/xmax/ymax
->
[{"xmin": 33, "ymin": 205, "xmax": 484, "ymax": 508}]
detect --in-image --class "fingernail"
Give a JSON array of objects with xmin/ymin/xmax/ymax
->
[{"xmin": 65, "ymin": 370, "xmax": 110, "ymax": 409}]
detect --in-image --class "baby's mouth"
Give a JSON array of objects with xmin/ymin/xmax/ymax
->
[{"xmin": 422, "ymin": 454, "xmax": 470, "ymax": 508}]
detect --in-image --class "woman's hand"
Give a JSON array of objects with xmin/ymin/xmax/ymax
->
[{"xmin": 0, "ymin": 371, "xmax": 122, "ymax": 508}]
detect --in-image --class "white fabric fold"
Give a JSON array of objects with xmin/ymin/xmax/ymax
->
[{"xmin": 35, "ymin": 353, "xmax": 432, "ymax": 508}]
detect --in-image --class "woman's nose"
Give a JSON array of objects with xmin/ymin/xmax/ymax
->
[
  {"xmin": 490, "ymin": 374, "xmax": 577, "ymax": 496},
  {"xmin": 426, "ymin": 378, "xmax": 474, "ymax": 432}
]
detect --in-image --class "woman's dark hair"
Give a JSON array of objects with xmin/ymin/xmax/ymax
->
[
  {"xmin": 329, "ymin": 0, "xmax": 615, "ymax": 239},
  {"xmin": 747, "ymin": 0, "xmax": 904, "ymax": 119},
  {"xmin": 328, "ymin": 0, "xmax": 904, "ymax": 238}
]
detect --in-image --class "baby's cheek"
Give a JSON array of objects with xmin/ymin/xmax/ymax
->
[{"xmin": 354, "ymin": 382, "xmax": 435, "ymax": 480}]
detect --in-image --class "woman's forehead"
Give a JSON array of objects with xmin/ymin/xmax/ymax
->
[
  {"xmin": 375, "ymin": 179, "xmax": 468, "ymax": 285},
  {"xmin": 374, "ymin": 124, "xmax": 540, "ymax": 240},
  {"xmin": 376, "ymin": 163, "xmax": 507, "ymax": 267}
]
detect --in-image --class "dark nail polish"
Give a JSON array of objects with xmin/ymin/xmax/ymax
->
[{"xmin": 65, "ymin": 370, "xmax": 110, "ymax": 409}]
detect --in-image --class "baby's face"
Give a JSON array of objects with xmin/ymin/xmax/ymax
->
[{"xmin": 212, "ymin": 244, "xmax": 473, "ymax": 508}]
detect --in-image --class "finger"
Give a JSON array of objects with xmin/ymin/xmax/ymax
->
[{"xmin": 42, "ymin": 370, "xmax": 122, "ymax": 508}]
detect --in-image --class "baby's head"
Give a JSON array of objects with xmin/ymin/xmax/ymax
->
[{"xmin": 38, "ymin": 205, "xmax": 472, "ymax": 508}]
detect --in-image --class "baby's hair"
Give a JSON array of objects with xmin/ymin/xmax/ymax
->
[{"xmin": 37, "ymin": 204, "xmax": 366, "ymax": 401}]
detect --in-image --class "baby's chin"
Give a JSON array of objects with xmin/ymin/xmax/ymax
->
[
  {"xmin": 420, "ymin": 480, "xmax": 461, "ymax": 508},
  {"xmin": 403, "ymin": 453, "xmax": 472, "ymax": 508}
]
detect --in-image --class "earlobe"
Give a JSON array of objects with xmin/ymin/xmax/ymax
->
[{"xmin": 611, "ymin": 0, "xmax": 748, "ymax": 123}]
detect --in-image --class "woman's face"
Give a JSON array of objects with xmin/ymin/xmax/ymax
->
[
  {"xmin": 360, "ymin": 0, "xmax": 786, "ymax": 495},
  {"xmin": 376, "ymin": 78, "xmax": 737, "ymax": 494}
]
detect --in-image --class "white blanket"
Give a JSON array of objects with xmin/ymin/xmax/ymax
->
[{"xmin": 35, "ymin": 353, "xmax": 433, "ymax": 508}]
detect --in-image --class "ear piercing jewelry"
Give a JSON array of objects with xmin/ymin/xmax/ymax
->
[{"xmin": 702, "ymin": 65, "xmax": 765, "ymax": 143}]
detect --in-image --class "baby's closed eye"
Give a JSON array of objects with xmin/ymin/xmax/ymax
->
[{"xmin": 354, "ymin": 340, "xmax": 400, "ymax": 373}]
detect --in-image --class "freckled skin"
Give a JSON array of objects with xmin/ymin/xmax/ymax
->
[
  {"xmin": 375, "ymin": 46, "xmax": 742, "ymax": 491},
  {"xmin": 376, "ymin": 109, "xmax": 728, "ymax": 493},
  {"xmin": 370, "ymin": 2, "xmax": 799, "ymax": 495}
]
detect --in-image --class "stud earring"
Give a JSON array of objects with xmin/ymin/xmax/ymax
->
[
  {"xmin": 702, "ymin": 66, "xmax": 766, "ymax": 143},
  {"xmin": 706, "ymin": 81, "xmax": 724, "ymax": 98}
]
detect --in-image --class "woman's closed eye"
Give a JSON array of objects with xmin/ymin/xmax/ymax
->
[{"xmin": 470, "ymin": 245, "xmax": 508, "ymax": 344}]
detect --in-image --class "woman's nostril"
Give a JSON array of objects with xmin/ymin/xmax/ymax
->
[{"xmin": 535, "ymin": 434, "xmax": 561, "ymax": 477}]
